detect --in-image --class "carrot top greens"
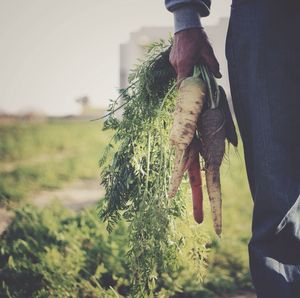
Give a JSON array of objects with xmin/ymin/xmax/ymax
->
[{"xmin": 98, "ymin": 40, "xmax": 210, "ymax": 296}]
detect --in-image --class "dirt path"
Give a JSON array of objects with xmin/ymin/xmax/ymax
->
[
  {"xmin": 32, "ymin": 178, "xmax": 104, "ymax": 211},
  {"xmin": 0, "ymin": 152, "xmax": 70, "ymax": 173},
  {"xmin": 0, "ymin": 178, "xmax": 103, "ymax": 235},
  {"xmin": 0, "ymin": 208, "xmax": 14, "ymax": 235}
]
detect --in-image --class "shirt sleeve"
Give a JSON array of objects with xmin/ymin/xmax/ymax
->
[{"xmin": 165, "ymin": 0, "xmax": 211, "ymax": 33}]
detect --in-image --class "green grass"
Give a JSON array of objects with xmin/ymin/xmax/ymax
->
[
  {"xmin": 0, "ymin": 120, "xmax": 106, "ymax": 162},
  {"xmin": 0, "ymin": 120, "xmax": 112, "ymax": 206}
]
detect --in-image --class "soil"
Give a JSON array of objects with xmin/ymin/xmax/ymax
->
[
  {"xmin": 0, "ymin": 208, "xmax": 14, "ymax": 235},
  {"xmin": 32, "ymin": 178, "xmax": 104, "ymax": 211}
]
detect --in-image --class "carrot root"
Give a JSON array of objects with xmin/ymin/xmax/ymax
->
[
  {"xmin": 169, "ymin": 76, "xmax": 206, "ymax": 151},
  {"xmin": 205, "ymin": 166, "xmax": 222, "ymax": 236},
  {"xmin": 198, "ymin": 108, "xmax": 226, "ymax": 236},
  {"xmin": 167, "ymin": 148, "xmax": 188, "ymax": 198},
  {"xmin": 188, "ymin": 152, "xmax": 204, "ymax": 224}
]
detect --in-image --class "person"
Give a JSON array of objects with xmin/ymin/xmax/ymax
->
[{"xmin": 164, "ymin": 0, "xmax": 300, "ymax": 297}]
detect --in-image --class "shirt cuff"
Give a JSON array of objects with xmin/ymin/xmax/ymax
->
[{"xmin": 173, "ymin": 6, "xmax": 202, "ymax": 33}]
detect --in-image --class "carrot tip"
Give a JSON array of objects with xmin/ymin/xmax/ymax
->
[
  {"xmin": 215, "ymin": 229, "xmax": 222, "ymax": 237},
  {"xmin": 193, "ymin": 216, "xmax": 204, "ymax": 224},
  {"xmin": 167, "ymin": 191, "xmax": 175, "ymax": 199}
]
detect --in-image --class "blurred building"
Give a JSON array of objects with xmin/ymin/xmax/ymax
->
[{"xmin": 120, "ymin": 18, "xmax": 230, "ymax": 94}]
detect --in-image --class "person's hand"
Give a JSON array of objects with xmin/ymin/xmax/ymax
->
[{"xmin": 169, "ymin": 27, "xmax": 222, "ymax": 82}]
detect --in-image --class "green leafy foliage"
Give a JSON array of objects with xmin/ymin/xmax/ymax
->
[
  {"xmin": 98, "ymin": 40, "xmax": 212, "ymax": 295},
  {"xmin": 0, "ymin": 202, "xmax": 250, "ymax": 298},
  {"xmin": 0, "ymin": 202, "xmax": 130, "ymax": 298}
]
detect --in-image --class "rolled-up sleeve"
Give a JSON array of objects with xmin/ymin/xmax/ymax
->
[{"xmin": 165, "ymin": 0, "xmax": 211, "ymax": 33}]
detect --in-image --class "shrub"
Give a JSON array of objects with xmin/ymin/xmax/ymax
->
[
  {"xmin": 0, "ymin": 202, "xmax": 130, "ymax": 297},
  {"xmin": 0, "ymin": 201, "xmax": 252, "ymax": 297}
]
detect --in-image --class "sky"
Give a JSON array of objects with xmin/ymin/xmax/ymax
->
[{"xmin": 0, "ymin": 0, "xmax": 230, "ymax": 115}]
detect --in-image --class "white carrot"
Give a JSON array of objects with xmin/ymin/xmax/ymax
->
[{"xmin": 169, "ymin": 67, "xmax": 206, "ymax": 151}]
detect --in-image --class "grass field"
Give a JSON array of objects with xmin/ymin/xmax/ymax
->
[
  {"xmin": 0, "ymin": 119, "xmax": 111, "ymax": 207},
  {"xmin": 0, "ymin": 119, "xmax": 254, "ymax": 297}
]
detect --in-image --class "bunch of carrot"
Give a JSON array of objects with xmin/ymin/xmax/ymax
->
[{"xmin": 168, "ymin": 65, "xmax": 237, "ymax": 236}]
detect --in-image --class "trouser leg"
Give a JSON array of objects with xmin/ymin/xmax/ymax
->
[{"xmin": 226, "ymin": 0, "xmax": 300, "ymax": 297}]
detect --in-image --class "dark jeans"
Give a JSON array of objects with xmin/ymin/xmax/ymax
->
[{"xmin": 226, "ymin": 0, "xmax": 300, "ymax": 297}]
